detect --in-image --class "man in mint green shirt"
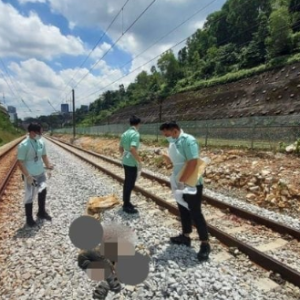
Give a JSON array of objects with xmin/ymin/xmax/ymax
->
[
  {"xmin": 119, "ymin": 116, "xmax": 142, "ymax": 214},
  {"xmin": 17, "ymin": 123, "xmax": 53, "ymax": 227},
  {"xmin": 160, "ymin": 121, "xmax": 210, "ymax": 262}
]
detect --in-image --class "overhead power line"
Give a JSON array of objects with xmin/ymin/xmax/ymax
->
[
  {"xmin": 0, "ymin": 58, "xmax": 35, "ymax": 111},
  {"xmin": 76, "ymin": 0, "xmax": 219, "ymax": 102},
  {"xmin": 47, "ymin": 100, "xmax": 59, "ymax": 112},
  {"xmin": 73, "ymin": 0, "xmax": 157, "ymax": 89},
  {"xmin": 58, "ymin": 0, "xmax": 131, "ymax": 102},
  {"xmin": 78, "ymin": 37, "xmax": 188, "ymax": 100},
  {"xmin": 76, "ymin": 9, "xmax": 298, "ymax": 103}
]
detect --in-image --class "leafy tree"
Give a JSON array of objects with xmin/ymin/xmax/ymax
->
[
  {"xmin": 157, "ymin": 50, "xmax": 183, "ymax": 87},
  {"xmin": 224, "ymin": 0, "xmax": 267, "ymax": 45},
  {"xmin": 178, "ymin": 47, "xmax": 188, "ymax": 66},
  {"xmin": 266, "ymin": 6, "xmax": 292, "ymax": 59},
  {"xmin": 204, "ymin": 10, "xmax": 229, "ymax": 46},
  {"xmin": 289, "ymin": 0, "xmax": 300, "ymax": 31},
  {"xmin": 240, "ymin": 12, "xmax": 269, "ymax": 68}
]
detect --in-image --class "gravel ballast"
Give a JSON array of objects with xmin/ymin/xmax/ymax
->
[{"xmin": 0, "ymin": 140, "xmax": 299, "ymax": 300}]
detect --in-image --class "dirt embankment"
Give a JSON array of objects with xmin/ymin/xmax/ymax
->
[
  {"xmin": 53, "ymin": 134, "xmax": 300, "ymax": 220},
  {"xmin": 101, "ymin": 62, "xmax": 300, "ymax": 124}
]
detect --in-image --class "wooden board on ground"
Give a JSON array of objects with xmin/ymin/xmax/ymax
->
[{"xmin": 86, "ymin": 194, "xmax": 121, "ymax": 216}]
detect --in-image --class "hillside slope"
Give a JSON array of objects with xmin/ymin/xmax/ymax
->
[
  {"xmin": 0, "ymin": 111, "xmax": 24, "ymax": 146},
  {"xmin": 104, "ymin": 62, "xmax": 300, "ymax": 124}
]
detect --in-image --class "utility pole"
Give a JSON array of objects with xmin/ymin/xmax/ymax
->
[
  {"xmin": 72, "ymin": 89, "xmax": 75, "ymax": 139},
  {"xmin": 156, "ymin": 95, "xmax": 163, "ymax": 142}
]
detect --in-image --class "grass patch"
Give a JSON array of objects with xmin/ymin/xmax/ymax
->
[{"xmin": 0, "ymin": 113, "xmax": 24, "ymax": 146}]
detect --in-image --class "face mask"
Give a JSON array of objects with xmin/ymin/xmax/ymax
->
[
  {"xmin": 34, "ymin": 135, "xmax": 41, "ymax": 141},
  {"xmin": 166, "ymin": 137, "xmax": 175, "ymax": 143}
]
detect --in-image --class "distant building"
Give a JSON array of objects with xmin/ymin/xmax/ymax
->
[
  {"xmin": 9, "ymin": 112, "xmax": 18, "ymax": 123},
  {"xmin": 81, "ymin": 105, "xmax": 88, "ymax": 113},
  {"xmin": 7, "ymin": 106, "xmax": 16, "ymax": 113},
  {"xmin": 61, "ymin": 103, "xmax": 69, "ymax": 113}
]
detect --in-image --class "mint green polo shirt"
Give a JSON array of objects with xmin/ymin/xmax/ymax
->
[
  {"xmin": 120, "ymin": 127, "xmax": 140, "ymax": 167},
  {"xmin": 174, "ymin": 132, "xmax": 203, "ymax": 186},
  {"xmin": 17, "ymin": 137, "xmax": 47, "ymax": 176}
]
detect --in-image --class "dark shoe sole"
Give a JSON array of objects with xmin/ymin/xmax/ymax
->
[
  {"xmin": 197, "ymin": 244, "xmax": 211, "ymax": 262},
  {"xmin": 123, "ymin": 207, "xmax": 138, "ymax": 214},
  {"xmin": 26, "ymin": 219, "xmax": 37, "ymax": 227},
  {"xmin": 170, "ymin": 238, "xmax": 191, "ymax": 247},
  {"xmin": 37, "ymin": 213, "xmax": 52, "ymax": 221},
  {"xmin": 197, "ymin": 255, "xmax": 210, "ymax": 262}
]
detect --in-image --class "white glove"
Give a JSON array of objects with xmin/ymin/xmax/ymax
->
[
  {"xmin": 38, "ymin": 182, "xmax": 47, "ymax": 192},
  {"xmin": 177, "ymin": 182, "xmax": 185, "ymax": 190},
  {"xmin": 137, "ymin": 162, "xmax": 142, "ymax": 172},
  {"xmin": 136, "ymin": 162, "xmax": 142, "ymax": 180}
]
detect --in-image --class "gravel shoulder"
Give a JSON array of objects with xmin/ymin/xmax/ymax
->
[{"xmin": 0, "ymin": 138, "xmax": 299, "ymax": 299}]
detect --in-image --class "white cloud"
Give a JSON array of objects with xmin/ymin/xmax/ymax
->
[
  {"xmin": 47, "ymin": 0, "xmax": 226, "ymax": 83},
  {"xmin": 18, "ymin": 0, "xmax": 46, "ymax": 4},
  {"xmin": 90, "ymin": 42, "xmax": 112, "ymax": 60},
  {"xmin": 48, "ymin": 0, "xmax": 225, "ymax": 55},
  {"xmin": 1, "ymin": 58, "xmax": 125, "ymax": 119},
  {"xmin": 1, "ymin": 0, "xmax": 227, "ymax": 120},
  {"xmin": 0, "ymin": 1, "xmax": 85, "ymax": 60}
]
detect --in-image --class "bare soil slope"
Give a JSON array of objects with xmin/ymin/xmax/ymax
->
[{"xmin": 102, "ymin": 62, "xmax": 300, "ymax": 124}]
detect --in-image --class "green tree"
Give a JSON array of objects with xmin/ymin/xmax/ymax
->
[
  {"xmin": 224, "ymin": 0, "xmax": 269, "ymax": 45},
  {"xmin": 204, "ymin": 10, "xmax": 229, "ymax": 46},
  {"xmin": 157, "ymin": 50, "xmax": 183, "ymax": 87},
  {"xmin": 266, "ymin": 6, "xmax": 292, "ymax": 59},
  {"xmin": 240, "ymin": 12, "xmax": 269, "ymax": 68},
  {"xmin": 289, "ymin": 0, "xmax": 300, "ymax": 31}
]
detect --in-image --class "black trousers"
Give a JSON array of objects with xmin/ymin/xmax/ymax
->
[
  {"xmin": 178, "ymin": 184, "xmax": 209, "ymax": 241},
  {"xmin": 123, "ymin": 165, "xmax": 137, "ymax": 206}
]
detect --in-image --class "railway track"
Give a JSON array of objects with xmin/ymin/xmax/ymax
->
[
  {"xmin": 46, "ymin": 135, "xmax": 300, "ymax": 289},
  {"xmin": 0, "ymin": 137, "xmax": 25, "ymax": 200}
]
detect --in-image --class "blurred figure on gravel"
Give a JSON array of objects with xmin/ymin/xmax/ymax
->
[
  {"xmin": 17, "ymin": 123, "xmax": 53, "ymax": 227},
  {"xmin": 119, "ymin": 115, "xmax": 142, "ymax": 214},
  {"xmin": 159, "ymin": 121, "xmax": 211, "ymax": 262}
]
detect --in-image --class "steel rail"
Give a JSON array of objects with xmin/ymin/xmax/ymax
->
[
  {"xmin": 0, "ymin": 159, "xmax": 18, "ymax": 201},
  {"xmin": 47, "ymin": 136, "xmax": 300, "ymax": 241},
  {"xmin": 0, "ymin": 136, "xmax": 25, "ymax": 160},
  {"xmin": 0, "ymin": 138, "xmax": 23, "ymax": 200},
  {"xmin": 48, "ymin": 136, "xmax": 300, "ymax": 289}
]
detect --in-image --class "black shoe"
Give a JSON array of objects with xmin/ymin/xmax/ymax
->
[
  {"xmin": 26, "ymin": 216, "xmax": 37, "ymax": 227},
  {"xmin": 170, "ymin": 234, "xmax": 191, "ymax": 247},
  {"xmin": 197, "ymin": 243, "xmax": 211, "ymax": 262},
  {"xmin": 128, "ymin": 203, "xmax": 137, "ymax": 208},
  {"xmin": 37, "ymin": 211, "xmax": 52, "ymax": 221},
  {"xmin": 25, "ymin": 203, "xmax": 37, "ymax": 227},
  {"xmin": 93, "ymin": 282, "xmax": 109, "ymax": 300},
  {"xmin": 37, "ymin": 190, "xmax": 52, "ymax": 221},
  {"xmin": 106, "ymin": 274, "xmax": 121, "ymax": 293},
  {"xmin": 123, "ymin": 206, "xmax": 138, "ymax": 214}
]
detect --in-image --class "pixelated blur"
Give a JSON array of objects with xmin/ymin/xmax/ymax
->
[
  {"xmin": 116, "ymin": 252, "xmax": 150, "ymax": 285},
  {"xmin": 69, "ymin": 216, "xmax": 150, "ymax": 286},
  {"xmin": 69, "ymin": 216, "xmax": 103, "ymax": 250},
  {"xmin": 86, "ymin": 261, "xmax": 112, "ymax": 281}
]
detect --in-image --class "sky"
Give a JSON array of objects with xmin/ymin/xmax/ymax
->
[{"xmin": 0, "ymin": 0, "xmax": 226, "ymax": 120}]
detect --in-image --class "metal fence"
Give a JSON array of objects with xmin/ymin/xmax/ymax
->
[{"xmin": 53, "ymin": 115, "xmax": 300, "ymax": 150}]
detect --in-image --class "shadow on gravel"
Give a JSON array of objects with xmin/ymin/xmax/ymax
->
[
  {"xmin": 152, "ymin": 243, "xmax": 205, "ymax": 269},
  {"xmin": 12, "ymin": 219, "xmax": 45, "ymax": 239},
  {"xmin": 116, "ymin": 208, "xmax": 141, "ymax": 220}
]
